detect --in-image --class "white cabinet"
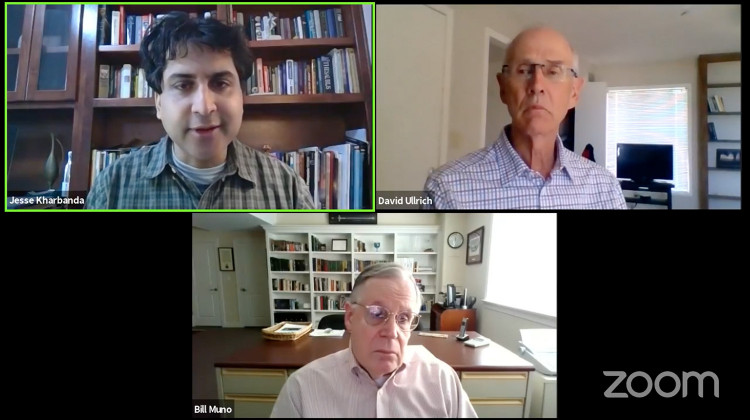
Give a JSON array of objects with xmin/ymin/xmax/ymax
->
[
  {"xmin": 528, "ymin": 371, "xmax": 557, "ymax": 418},
  {"xmin": 263, "ymin": 225, "xmax": 441, "ymax": 328}
]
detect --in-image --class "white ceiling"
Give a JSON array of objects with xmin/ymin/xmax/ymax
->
[
  {"xmin": 192, "ymin": 213, "xmax": 266, "ymax": 231},
  {"xmin": 496, "ymin": 5, "xmax": 741, "ymax": 65}
]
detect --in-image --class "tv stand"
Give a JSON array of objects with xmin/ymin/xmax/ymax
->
[{"xmin": 619, "ymin": 180, "xmax": 674, "ymax": 209}]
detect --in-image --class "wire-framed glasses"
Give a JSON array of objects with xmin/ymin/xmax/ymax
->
[
  {"xmin": 351, "ymin": 303, "xmax": 421, "ymax": 331},
  {"xmin": 501, "ymin": 62, "xmax": 578, "ymax": 82}
]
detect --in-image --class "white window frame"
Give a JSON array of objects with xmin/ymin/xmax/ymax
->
[{"xmin": 605, "ymin": 84, "xmax": 692, "ymax": 194}]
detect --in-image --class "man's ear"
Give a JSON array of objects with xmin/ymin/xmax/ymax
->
[
  {"xmin": 344, "ymin": 302, "xmax": 353, "ymax": 331},
  {"xmin": 154, "ymin": 92, "xmax": 162, "ymax": 120},
  {"xmin": 497, "ymin": 73, "xmax": 508, "ymax": 105},
  {"xmin": 568, "ymin": 77, "xmax": 584, "ymax": 109}
]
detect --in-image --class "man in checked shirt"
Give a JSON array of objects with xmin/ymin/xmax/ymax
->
[
  {"xmin": 424, "ymin": 26, "xmax": 626, "ymax": 210},
  {"xmin": 86, "ymin": 12, "xmax": 315, "ymax": 209}
]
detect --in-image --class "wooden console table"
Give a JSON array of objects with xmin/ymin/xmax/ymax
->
[{"xmin": 430, "ymin": 303, "xmax": 477, "ymax": 331}]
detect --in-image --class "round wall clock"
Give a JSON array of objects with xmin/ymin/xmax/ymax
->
[{"xmin": 447, "ymin": 232, "xmax": 464, "ymax": 249}]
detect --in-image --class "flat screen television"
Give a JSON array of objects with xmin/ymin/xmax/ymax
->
[{"xmin": 616, "ymin": 143, "xmax": 673, "ymax": 184}]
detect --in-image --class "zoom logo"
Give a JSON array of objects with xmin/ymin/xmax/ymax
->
[{"xmin": 603, "ymin": 371, "xmax": 719, "ymax": 398}]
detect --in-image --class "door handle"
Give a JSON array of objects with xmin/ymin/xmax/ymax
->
[{"xmin": 210, "ymin": 288, "xmax": 218, "ymax": 291}]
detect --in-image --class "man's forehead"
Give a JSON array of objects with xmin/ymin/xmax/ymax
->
[
  {"xmin": 163, "ymin": 48, "xmax": 237, "ymax": 79},
  {"xmin": 507, "ymin": 30, "xmax": 573, "ymax": 63}
]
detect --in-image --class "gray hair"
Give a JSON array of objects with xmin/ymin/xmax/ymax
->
[{"xmin": 349, "ymin": 262, "xmax": 422, "ymax": 312}]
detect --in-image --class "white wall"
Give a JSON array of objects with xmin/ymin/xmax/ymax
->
[
  {"xmin": 593, "ymin": 58, "xmax": 700, "ymax": 209},
  {"xmin": 192, "ymin": 227, "xmax": 266, "ymax": 327},
  {"xmin": 362, "ymin": 4, "xmax": 372, "ymax": 61}
]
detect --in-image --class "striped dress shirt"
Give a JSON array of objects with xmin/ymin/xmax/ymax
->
[
  {"xmin": 85, "ymin": 136, "xmax": 315, "ymax": 209},
  {"xmin": 270, "ymin": 345, "xmax": 478, "ymax": 418},
  {"xmin": 424, "ymin": 125, "xmax": 627, "ymax": 210}
]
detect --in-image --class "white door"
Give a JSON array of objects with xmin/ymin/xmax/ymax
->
[
  {"xmin": 192, "ymin": 240, "xmax": 223, "ymax": 326},
  {"xmin": 234, "ymin": 234, "xmax": 271, "ymax": 327},
  {"xmin": 376, "ymin": 5, "xmax": 451, "ymax": 191},
  {"xmin": 574, "ymin": 81, "xmax": 608, "ymax": 163}
]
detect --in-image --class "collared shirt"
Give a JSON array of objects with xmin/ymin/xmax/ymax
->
[
  {"xmin": 423, "ymin": 125, "xmax": 627, "ymax": 209},
  {"xmin": 85, "ymin": 136, "xmax": 315, "ymax": 209},
  {"xmin": 270, "ymin": 345, "xmax": 478, "ymax": 418}
]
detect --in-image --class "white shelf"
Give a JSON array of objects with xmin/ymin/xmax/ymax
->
[
  {"xmin": 272, "ymin": 290, "xmax": 310, "ymax": 293},
  {"xmin": 397, "ymin": 252, "xmax": 438, "ymax": 255},
  {"xmin": 312, "ymin": 271, "xmax": 352, "ymax": 274},
  {"xmin": 314, "ymin": 291, "xmax": 351, "ymax": 294},
  {"xmin": 271, "ymin": 271, "xmax": 309, "ymax": 274},
  {"xmin": 269, "ymin": 251, "xmax": 309, "ymax": 254},
  {"xmin": 353, "ymin": 251, "xmax": 395, "ymax": 255}
]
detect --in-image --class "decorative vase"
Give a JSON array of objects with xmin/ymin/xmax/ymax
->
[{"xmin": 43, "ymin": 133, "xmax": 64, "ymax": 190}]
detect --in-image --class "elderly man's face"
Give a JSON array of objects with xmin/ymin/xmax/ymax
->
[
  {"xmin": 344, "ymin": 276, "xmax": 418, "ymax": 380},
  {"xmin": 499, "ymin": 29, "xmax": 583, "ymax": 138}
]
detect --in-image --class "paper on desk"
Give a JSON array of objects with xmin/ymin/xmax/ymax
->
[{"xmin": 310, "ymin": 329, "xmax": 345, "ymax": 337}]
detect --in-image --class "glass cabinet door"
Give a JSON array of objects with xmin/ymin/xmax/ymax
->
[
  {"xmin": 7, "ymin": 5, "xmax": 34, "ymax": 101},
  {"xmin": 26, "ymin": 4, "xmax": 81, "ymax": 101}
]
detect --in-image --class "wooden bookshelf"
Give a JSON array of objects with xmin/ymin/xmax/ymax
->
[{"xmin": 7, "ymin": 4, "xmax": 373, "ymax": 207}]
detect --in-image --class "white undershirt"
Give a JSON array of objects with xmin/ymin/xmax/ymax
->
[{"xmin": 171, "ymin": 144, "xmax": 225, "ymax": 189}]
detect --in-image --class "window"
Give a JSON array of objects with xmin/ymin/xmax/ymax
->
[
  {"xmin": 605, "ymin": 86, "xmax": 690, "ymax": 193},
  {"xmin": 485, "ymin": 214, "xmax": 556, "ymax": 318}
]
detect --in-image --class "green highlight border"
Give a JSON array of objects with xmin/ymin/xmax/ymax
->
[{"xmin": 5, "ymin": 1, "xmax": 375, "ymax": 213}]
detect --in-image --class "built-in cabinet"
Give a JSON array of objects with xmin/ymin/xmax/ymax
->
[
  {"xmin": 698, "ymin": 53, "xmax": 741, "ymax": 209},
  {"xmin": 263, "ymin": 225, "xmax": 442, "ymax": 329}
]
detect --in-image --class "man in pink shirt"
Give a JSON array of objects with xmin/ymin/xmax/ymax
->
[{"xmin": 271, "ymin": 263, "xmax": 477, "ymax": 417}]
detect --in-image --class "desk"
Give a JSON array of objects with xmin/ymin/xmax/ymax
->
[
  {"xmin": 620, "ymin": 180, "xmax": 674, "ymax": 209},
  {"xmin": 215, "ymin": 331, "xmax": 535, "ymax": 418}
]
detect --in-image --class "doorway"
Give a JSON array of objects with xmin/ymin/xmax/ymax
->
[{"xmin": 483, "ymin": 29, "xmax": 511, "ymax": 148}]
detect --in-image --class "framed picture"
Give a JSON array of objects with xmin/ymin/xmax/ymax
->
[
  {"xmin": 466, "ymin": 226, "xmax": 485, "ymax": 265},
  {"xmin": 331, "ymin": 239, "xmax": 348, "ymax": 252},
  {"xmin": 218, "ymin": 247, "xmax": 235, "ymax": 271},
  {"xmin": 716, "ymin": 148, "xmax": 741, "ymax": 169}
]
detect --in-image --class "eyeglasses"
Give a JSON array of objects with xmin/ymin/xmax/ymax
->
[
  {"xmin": 501, "ymin": 63, "xmax": 578, "ymax": 82},
  {"xmin": 351, "ymin": 303, "xmax": 421, "ymax": 331}
]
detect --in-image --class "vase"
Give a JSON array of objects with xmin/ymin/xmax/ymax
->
[{"xmin": 43, "ymin": 133, "xmax": 63, "ymax": 190}]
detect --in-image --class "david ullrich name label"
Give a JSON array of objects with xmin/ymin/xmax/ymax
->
[
  {"xmin": 376, "ymin": 191, "xmax": 432, "ymax": 209},
  {"xmin": 192, "ymin": 399, "xmax": 234, "ymax": 418}
]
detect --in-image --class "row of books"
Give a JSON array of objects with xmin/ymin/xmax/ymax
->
[
  {"xmin": 272, "ymin": 278, "xmax": 309, "ymax": 292},
  {"xmin": 270, "ymin": 239, "xmax": 306, "ymax": 252},
  {"xmin": 310, "ymin": 236, "xmax": 330, "ymax": 252},
  {"xmin": 312, "ymin": 258, "xmax": 350, "ymax": 272},
  {"xmin": 98, "ymin": 64, "xmax": 153, "ymax": 99},
  {"xmin": 313, "ymin": 278, "xmax": 351, "ymax": 292},
  {"xmin": 270, "ymin": 257, "xmax": 307, "ymax": 272},
  {"xmin": 247, "ymin": 48, "xmax": 360, "ymax": 96},
  {"xmin": 89, "ymin": 147, "xmax": 138, "ymax": 188},
  {"xmin": 355, "ymin": 260, "xmax": 389, "ymax": 272},
  {"xmin": 314, "ymin": 295, "xmax": 345, "ymax": 310},
  {"xmin": 98, "ymin": 6, "xmax": 216, "ymax": 46},
  {"xmin": 274, "ymin": 299, "xmax": 301, "ymax": 310},
  {"xmin": 707, "ymin": 95, "xmax": 729, "ymax": 113},
  {"xmin": 233, "ymin": 9, "xmax": 346, "ymax": 41}
]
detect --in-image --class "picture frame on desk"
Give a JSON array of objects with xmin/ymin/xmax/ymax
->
[
  {"xmin": 466, "ymin": 226, "xmax": 484, "ymax": 265},
  {"xmin": 218, "ymin": 247, "xmax": 235, "ymax": 271}
]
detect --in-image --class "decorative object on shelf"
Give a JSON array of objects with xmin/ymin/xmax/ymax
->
[
  {"xmin": 331, "ymin": 239, "xmax": 348, "ymax": 252},
  {"xmin": 447, "ymin": 232, "xmax": 464, "ymax": 249},
  {"xmin": 707, "ymin": 122, "xmax": 718, "ymax": 141},
  {"xmin": 329, "ymin": 213, "xmax": 377, "ymax": 224},
  {"xmin": 43, "ymin": 132, "xmax": 65, "ymax": 190},
  {"xmin": 218, "ymin": 247, "xmax": 235, "ymax": 271},
  {"xmin": 319, "ymin": 244, "xmax": 326, "ymax": 251},
  {"xmin": 373, "ymin": 242, "xmax": 381, "ymax": 251},
  {"xmin": 716, "ymin": 149, "xmax": 741, "ymax": 169},
  {"xmin": 466, "ymin": 226, "xmax": 484, "ymax": 265},
  {"xmin": 424, "ymin": 248, "xmax": 434, "ymax": 252}
]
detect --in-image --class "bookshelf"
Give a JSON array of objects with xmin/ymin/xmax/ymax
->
[
  {"xmin": 264, "ymin": 225, "xmax": 441, "ymax": 330},
  {"xmin": 7, "ymin": 4, "xmax": 372, "ymax": 208},
  {"xmin": 698, "ymin": 53, "xmax": 741, "ymax": 209}
]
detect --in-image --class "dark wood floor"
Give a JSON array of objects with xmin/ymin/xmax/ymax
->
[{"xmin": 192, "ymin": 327, "xmax": 263, "ymax": 399}]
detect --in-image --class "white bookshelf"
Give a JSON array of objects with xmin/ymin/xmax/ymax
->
[{"xmin": 263, "ymin": 225, "xmax": 441, "ymax": 328}]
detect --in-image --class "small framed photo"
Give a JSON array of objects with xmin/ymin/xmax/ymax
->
[
  {"xmin": 466, "ymin": 226, "xmax": 485, "ymax": 265},
  {"xmin": 331, "ymin": 239, "xmax": 348, "ymax": 252},
  {"xmin": 716, "ymin": 148, "xmax": 741, "ymax": 169},
  {"xmin": 218, "ymin": 247, "xmax": 235, "ymax": 271}
]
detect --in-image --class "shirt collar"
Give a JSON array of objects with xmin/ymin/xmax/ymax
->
[
  {"xmin": 495, "ymin": 124, "xmax": 581, "ymax": 185},
  {"xmin": 144, "ymin": 136, "xmax": 257, "ymax": 185},
  {"xmin": 346, "ymin": 342, "xmax": 407, "ymax": 383}
]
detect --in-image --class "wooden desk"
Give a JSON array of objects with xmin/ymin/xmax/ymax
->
[
  {"xmin": 431, "ymin": 303, "xmax": 477, "ymax": 331},
  {"xmin": 215, "ymin": 331, "xmax": 535, "ymax": 418}
]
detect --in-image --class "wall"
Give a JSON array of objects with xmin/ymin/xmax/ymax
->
[
  {"xmin": 362, "ymin": 4, "xmax": 372, "ymax": 61},
  {"xmin": 593, "ymin": 58, "xmax": 700, "ymax": 209},
  {"xmin": 192, "ymin": 227, "xmax": 266, "ymax": 327},
  {"xmin": 273, "ymin": 213, "xmax": 440, "ymax": 225}
]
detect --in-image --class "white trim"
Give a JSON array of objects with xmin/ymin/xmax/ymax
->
[
  {"xmin": 482, "ymin": 299, "xmax": 557, "ymax": 327},
  {"xmin": 427, "ymin": 4, "xmax": 453, "ymax": 166},
  {"xmin": 480, "ymin": 27, "xmax": 512, "ymax": 151},
  {"xmin": 263, "ymin": 225, "xmax": 440, "ymax": 234}
]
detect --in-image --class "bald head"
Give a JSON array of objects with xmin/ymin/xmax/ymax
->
[{"xmin": 504, "ymin": 27, "xmax": 578, "ymax": 72}]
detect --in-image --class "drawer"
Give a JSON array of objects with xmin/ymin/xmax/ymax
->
[
  {"xmin": 461, "ymin": 371, "xmax": 528, "ymax": 399},
  {"xmin": 220, "ymin": 368, "xmax": 288, "ymax": 395},
  {"xmin": 225, "ymin": 395, "xmax": 277, "ymax": 418},
  {"xmin": 471, "ymin": 399, "xmax": 525, "ymax": 418}
]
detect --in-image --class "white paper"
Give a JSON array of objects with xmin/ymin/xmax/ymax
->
[{"xmin": 310, "ymin": 328, "xmax": 345, "ymax": 337}]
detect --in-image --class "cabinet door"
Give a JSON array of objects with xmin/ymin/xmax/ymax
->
[
  {"xmin": 25, "ymin": 4, "xmax": 82, "ymax": 101},
  {"xmin": 7, "ymin": 5, "xmax": 35, "ymax": 102}
]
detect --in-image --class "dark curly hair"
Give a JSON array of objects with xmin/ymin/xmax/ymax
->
[{"xmin": 139, "ymin": 11, "xmax": 253, "ymax": 94}]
